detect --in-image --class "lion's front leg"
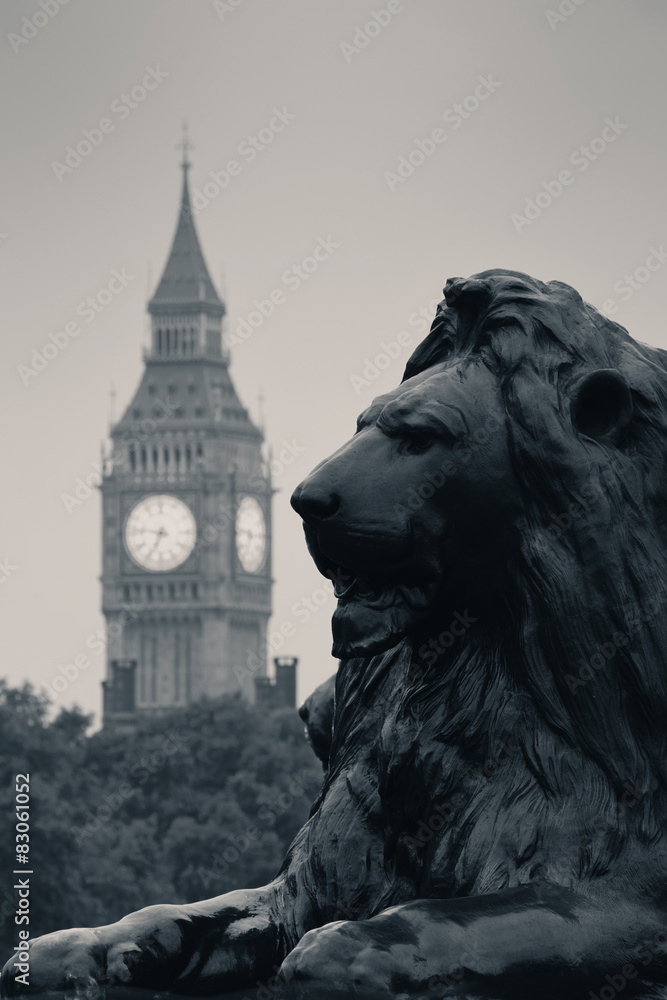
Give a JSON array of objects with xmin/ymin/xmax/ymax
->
[
  {"xmin": 275, "ymin": 884, "xmax": 667, "ymax": 999},
  {"xmin": 1, "ymin": 883, "xmax": 299, "ymax": 997}
]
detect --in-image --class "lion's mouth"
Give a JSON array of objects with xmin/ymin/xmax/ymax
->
[
  {"xmin": 328, "ymin": 569, "xmax": 431, "ymax": 612},
  {"xmin": 305, "ymin": 530, "xmax": 441, "ymax": 657}
]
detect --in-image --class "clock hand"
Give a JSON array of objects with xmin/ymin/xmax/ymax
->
[{"xmin": 150, "ymin": 527, "xmax": 167, "ymax": 552}]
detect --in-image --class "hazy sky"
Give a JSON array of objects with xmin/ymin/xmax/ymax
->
[{"xmin": 2, "ymin": 0, "xmax": 666, "ymax": 726}]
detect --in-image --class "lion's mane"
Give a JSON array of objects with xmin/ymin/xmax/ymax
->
[{"xmin": 319, "ymin": 269, "xmax": 667, "ymax": 902}]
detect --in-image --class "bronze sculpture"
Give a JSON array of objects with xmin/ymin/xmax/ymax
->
[{"xmin": 5, "ymin": 268, "xmax": 667, "ymax": 999}]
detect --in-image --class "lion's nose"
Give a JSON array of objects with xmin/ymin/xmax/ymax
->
[{"xmin": 291, "ymin": 480, "xmax": 341, "ymax": 524}]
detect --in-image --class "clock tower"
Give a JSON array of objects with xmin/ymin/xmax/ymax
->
[{"xmin": 101, "ymin": 138, "xmax": 272, "ymax": 726}]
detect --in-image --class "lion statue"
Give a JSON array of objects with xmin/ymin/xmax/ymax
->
[{"xmin": 5, "ymin": 268, "xmax": 667, "ymax": 999}]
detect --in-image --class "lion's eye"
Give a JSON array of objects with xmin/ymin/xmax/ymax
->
[{"xmin": 398, "ymin": 432, "xmax": 434, "ymax": 455}]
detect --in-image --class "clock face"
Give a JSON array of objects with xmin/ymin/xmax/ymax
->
[
  {"xmin": 235, "ymin": 496, "xmax": 267, "ymax": 573},
  {"xmin": 125, "ymin": 495, "xmax": 197, "ymax": 572}
]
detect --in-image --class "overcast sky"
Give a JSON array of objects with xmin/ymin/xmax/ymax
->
[{"xmin": 2, "ymin": 0, "xmax": 666, "ymax": 726}]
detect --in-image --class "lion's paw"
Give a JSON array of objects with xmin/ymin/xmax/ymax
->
[
  {"xmin": 1, "ymin": 927, "xmax": 107, "ymax": 997},
  {"xmin": 277, "ymin": 921, "xmax": 391, "ymax": 999}
]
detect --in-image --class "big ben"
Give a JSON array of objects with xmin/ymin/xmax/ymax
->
[{"xmin": 101, "ymin": 138, "xmax": 272, "ymax": 726}]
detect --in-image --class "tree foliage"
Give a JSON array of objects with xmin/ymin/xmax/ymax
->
[{"xmin": 0, "ymin": 681, "xmax": 321, "ymax": 957}]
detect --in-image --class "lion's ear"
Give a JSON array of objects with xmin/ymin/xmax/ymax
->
[{"xmin": 571, "ymin": 369, "xmax": 633, "ymax": 441}]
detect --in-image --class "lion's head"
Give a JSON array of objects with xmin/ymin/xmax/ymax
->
[{"xmin": 292, "ymin": 269, "xmax": 667, "ymax": 800}]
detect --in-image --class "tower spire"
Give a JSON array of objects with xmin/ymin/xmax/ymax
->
[
  {"xmin": 148, "ymin": 126, "xmax": 223, "ymax": 316},
  {"xmin": 176, "ymin": 119, "xmax": 194, "ymax": 175}
]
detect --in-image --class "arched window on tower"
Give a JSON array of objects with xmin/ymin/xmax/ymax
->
[
  {"xmin": 164, "ymin": 446, "xmax": 170, "ymax": 470},
  {"xmin": 129, "ymin": 446, "xmax": 136, "ymax": 472},
  {"xmin": 196, "ymin": 442, "xmax": 204, "ymax": 466},
  {"xmin": 140, "ymin": 447, "xmax": 147, "ymax": 473},
  {"xmin": 185, "ymin": 445, "xmax": 192, "ymax": 470},
  {"xmin": 152, "ymin": 446, "xmax": 159, "ymax": 471},
  {"xmin": 174, "ymin": 446, "xmax": 181, "ymax": 471}
]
